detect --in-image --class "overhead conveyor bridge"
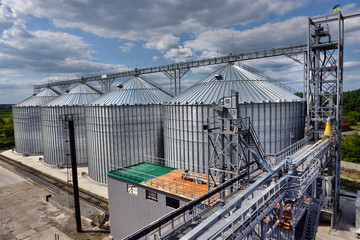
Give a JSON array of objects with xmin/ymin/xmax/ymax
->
[{"xmin": 124, "ymin": 137, "xmax": 334, "ymax": 240}]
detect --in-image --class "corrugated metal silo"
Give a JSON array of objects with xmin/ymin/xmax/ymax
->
[
  {"xmin": 163, "ymin": 63, "xmax": 305, "ymax": 173},
  {"xmin": 41, "ymin": 83, "xmax": 101, "ymax": 166},
  {"xmin": 12, "ymin": 88, "xmax": 60, "ymax": 154},
  {"xmin": 86, "ymin": 76, "xmax": 171, "ymax": 183}
]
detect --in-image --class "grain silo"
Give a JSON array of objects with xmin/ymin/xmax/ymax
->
[
  {"xmin": 163, "ymin": 63, "xmax": 304, "ymax": 173},
  {"xmin": 12, "ymin": 88, "xmax": 60, "ymax": 154},
  {"xmin": 86, "ymin": 76, "xmax": 171, "ymax": 183},
  {"xmin": 41, "ymin": 83, "xmax": 101, "ymax": 166}
]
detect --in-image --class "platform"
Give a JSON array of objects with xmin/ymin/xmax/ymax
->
[{"xmin": 108, "ymin": 162, "xmax": 212, "ymax": 200}]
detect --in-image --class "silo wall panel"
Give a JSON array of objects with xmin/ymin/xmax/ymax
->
[
  {"xmin": 164, "ymin": 101, "xmax": 304, "ymax": 174},
  {"xmin": 86, "ymin": 105, "xmax": 164, "ymax": 183},
  {"xmin": 41, "ymin": 105, "xmax": 88, "ymax": 166},
  {"xmin": 163, "ymin": 105, "xmax": 209, "ymax": 174},
  {"xmin": 12, "ymin": 106, "xmax": 43, "ymax": 154}
]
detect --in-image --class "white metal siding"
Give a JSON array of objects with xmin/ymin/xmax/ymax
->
[{"xmin": 108, "ymin": 176, "xmax": 188, "ymax": 239}]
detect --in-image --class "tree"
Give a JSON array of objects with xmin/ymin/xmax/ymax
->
[
  {"xmin": 295, "ymin": 92, "xmax": 303, "ymax": 98},
  {"xmin": 2, "ymin": 124, "xmax": 13, "ymax": 138},
  {"xmin": 343, "ymin": 89, "xmax": 360, "ymax": 116},
  {"xmin": 342, "ymin": 131, "xmax": 360, "ymax": 163}
]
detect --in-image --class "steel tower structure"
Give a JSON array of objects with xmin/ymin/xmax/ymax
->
[{"xmin": 306, "ymin": 12, "xmax": 344, "ymax": 228}]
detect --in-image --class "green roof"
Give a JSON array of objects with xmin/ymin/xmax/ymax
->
[{"xmin": 107, "ymin": 162, "xmax": 176, "ymax": 184}]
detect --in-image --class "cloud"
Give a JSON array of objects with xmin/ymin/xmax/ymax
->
[
  {"xmin": 185, "ymin": 16, "xmax": 308, "ymax": 57},
  {"xmin": 144, "ymin": 34, "xmax": 180, "ymax": 51},
  {"xmin": 164, "ymin": 46, "xmax": 194, "ymax": 63},
  {"xmin": 2, "ymin": 0, "xmax": 307, "ymax": 41},
  {"xmin": 0, "ymin": 23, "xmax": 127, "ymax": 75},
  {"xmin": 152, "ymin": 56, "xmax": 160, "ymax": 61},
  {"xmin": 0, "ymin": 3, "xmax": 26, "ymax": 30},
  {"xmin": 119, "ymin": 42, "xmax": 135, "ymax": 52},
  {"xmin": 344, "ymin": 61, "xmax": 360, "ymax": 70}
]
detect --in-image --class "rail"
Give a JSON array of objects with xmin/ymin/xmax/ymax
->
[
  {"xmin": 115, "ymin": 167, "xmax": 207, "ymax": 199},
  {"xmin": 110, "ymin": 155, "xmax": 209, "ymax": 176},
  {"xmin": 181, "ymin": 140, "xmax": 332, "ymax": 239},
  {"xmin": 33, "ymin": 44, "xmax": 306, "ymax": 90},
  {"xmin": 124, "ymin": 170, "xmax": 249, "ymax": 240},
  {"xmin": 0, "ymin": 154, "xmax": 109, "ymax": 212},
  {"xmin": 208, "ymin": 176, "xmax": 288, "ymax": 240},
  {"xmin": 267, "ymin": 137, "xmax": 308, "ymax": 167},
  {"xmin": 288, "ymin": 139, "xmax": 331, "ymax": 195}
]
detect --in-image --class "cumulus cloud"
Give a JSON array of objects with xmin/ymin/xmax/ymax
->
[
  {"xmin": 0, "ymin": 23, "xmax": 127, "ymax": 74},
  {"xmin": 2, "ymin": 0, "xmax": 307, "ymax": 41},
  {"xmin": 185, "ymin": 16, "xmax": 308, "ymax": 57},
  {"xmin": 0, "ymin": 3, "xmax": 26, "ymax": 30},
  {"xmin": 164, "ymin": 46, "xmax": 194, "ymax": 63},
  {"xmin": 119, "ymin": 42, "xmax": 135, "ymax": 52},
  {"xmin": 144, "ymin": 34, "xmax": 180, "ymax": 51}
]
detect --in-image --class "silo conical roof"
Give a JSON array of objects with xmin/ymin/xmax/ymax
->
[
  {"xmin": 88, "ymin": 76, "xmax": 171, "ymax": 106},
  {"xmin": 15, "ymin": 88, "xmax": 60, "ymax": 107},
  {"xmin": 169, "ymin": 63, "xmax": 301, "ymax": 104},
  {"xmin": 44, "ymin": 83, "xmax": 101, "ymax": 106}
]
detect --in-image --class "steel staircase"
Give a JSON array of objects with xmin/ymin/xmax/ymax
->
[
  {"xmin": 238, "ymin": 118, "xmax": 271, "ymax": 172},
  {"xmin": 301, "ymin": 199, "xmax": 323, "ymax": 240}
]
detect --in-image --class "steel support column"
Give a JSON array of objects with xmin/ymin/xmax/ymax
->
[
  {"xmin": 162, "ymin": 68, "xmax": 189, "ymax": 96},
  {"xmin": 97, "ymin": 78, "xmax": 115, "ymax": 93},
  {"xmin": 58, "ymin": 84, "xmax": 71, "ymax": 93}
]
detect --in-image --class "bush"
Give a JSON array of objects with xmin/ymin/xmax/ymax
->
[
  {"xmin": 342, "ymin": 131, "xmax": 360, "ymax": 163},
  {"xmin": 347, "ymin": 111, "xmax": 360, "ymax": 126},
  {"xmin": 2, "ymin": 124, "xmax": 13, "ymax": 138}
]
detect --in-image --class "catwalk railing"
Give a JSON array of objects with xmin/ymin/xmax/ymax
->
[
  {"xmin": 123, "ymin": 137, "xmax": 332, "ymax": 239},
  {"xmin": 33, "ymin": 44, "xmax": 306, "ymax": 90}
]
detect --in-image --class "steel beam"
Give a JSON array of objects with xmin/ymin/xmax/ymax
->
[{"xmin": 33, "ymin": 44, "xmax": 307, "ymax": 90}]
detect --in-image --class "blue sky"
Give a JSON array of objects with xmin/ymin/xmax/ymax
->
[{"xmin": 0, "ymin": 0, "xmax": 359, "ymax": 104}]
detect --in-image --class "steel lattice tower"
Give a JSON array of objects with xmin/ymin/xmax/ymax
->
[{"xmin": 306, "ymin": 12, "xmax": 344, "ymax": 228}]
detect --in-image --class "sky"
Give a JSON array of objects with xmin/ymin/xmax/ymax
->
[{"xmin": 1, "ymin": 0, "xmax": 360, "ymax": 104}]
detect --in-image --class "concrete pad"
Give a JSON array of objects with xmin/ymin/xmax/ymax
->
[
  {"xmin": 0, "ymin": 165, "xmax": 25, "ymax": 187},
  {"xmin": 316, "ymin": 195, "xmax": 357, "ymax": 240},
  {"xmin": 1, "ymin": 150, "xmax": 108, "ymax": 199},
  {"xmin": 0, "ymin": 181, "xmax": 73, "ymax": 240}
]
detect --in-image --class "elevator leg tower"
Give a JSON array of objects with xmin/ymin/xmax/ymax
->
[{"xmin": 306, "ymin": 12, "xmax": 344, "ymax": 229}]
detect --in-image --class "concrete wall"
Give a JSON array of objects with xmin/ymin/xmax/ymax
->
[
  {"xmin": 108, "ymin": 175, "xmax": 189, "ymax": 239},
  {"xmin": 356, "ymin": 191, "xmax": 360, "ymax": 229},
  {"xmin": 341, "ymin": 161, "xmax": 360, "ymax": 171}
]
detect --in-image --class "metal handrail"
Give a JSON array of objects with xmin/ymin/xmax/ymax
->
[
  {"xmin": 34, "ymin": 44, "xmax": 307, "ymax": 90},
  {"xmin": 267, "ymin": 137, "xmax": 308, "ymax": 166},
  {"xmin": 116, "ymin": 168, "xmax": 206, "ymax": 198}
]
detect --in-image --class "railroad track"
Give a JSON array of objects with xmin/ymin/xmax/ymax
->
[{"xmin": 0, "ymin": 154, "xmax": 108, "ymax": 212}]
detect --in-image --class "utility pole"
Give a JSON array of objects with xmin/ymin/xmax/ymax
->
[{"xmin": 67, "ymin": 117, "xmax": 82, "ymax": 232}]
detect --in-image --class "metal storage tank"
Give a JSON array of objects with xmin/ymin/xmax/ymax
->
[
  {"xmin": 12, "ymin": 88, "xmax": 60, "ymax": 154},
  {"xmin": 41, "ymin": 83, "xmax": 101, "ymax": 166},
  {"xmin": 86, "ymin": 76, "xmax": 171, "ymax": 183},
  {"xmin": 163, "ymin": 63, "xmax": 304, "ymax": 173}
]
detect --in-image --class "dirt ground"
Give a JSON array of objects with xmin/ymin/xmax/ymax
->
[{"xmin": 341, "ymin": 168, "xmax": 360, "ymax": 193}]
